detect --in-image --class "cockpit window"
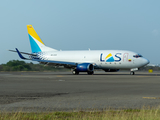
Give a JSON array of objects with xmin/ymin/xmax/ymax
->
[{"xmin": 133, "ymin": 54, "xmax": 143, "ymax": 58}]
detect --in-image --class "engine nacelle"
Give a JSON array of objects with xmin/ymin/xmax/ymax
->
[
  {"xmin": 103, "ymin": 69, "xmax": 119, "ymax": 72},
  {"xmin": 76, "ymin": 63, "xmax": 94, "ymax": 72}
]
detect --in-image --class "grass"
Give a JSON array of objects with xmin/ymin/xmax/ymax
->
[{"xmin": 1, "ymin": 108, "xmax": 160, "ymax": 120}]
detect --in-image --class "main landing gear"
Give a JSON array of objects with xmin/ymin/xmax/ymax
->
[
  {"xmin": 87, "ymin": 71, "xmax": 94, "ymax": 75},
  {"xmin": 72, "ymin": 70, "xmax": 79, "ymax": 75},
  {"xmin": 130, "ymin": 71, "xmax": 135, "ymax": 75},
  {"xmin": 72, "ymin": 70, "xmax": 94, "ymax": 75}
]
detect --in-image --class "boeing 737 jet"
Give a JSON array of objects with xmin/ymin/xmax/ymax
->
[{"xmin": 10, "ymin": 25, "xmax": 150, "ymax": 75}]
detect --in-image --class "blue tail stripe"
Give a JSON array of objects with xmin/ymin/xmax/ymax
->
[{"xmin": 28, "ymin": 34, "xmax": 41, "ymax": 53}]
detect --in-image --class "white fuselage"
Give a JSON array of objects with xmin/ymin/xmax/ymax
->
[{"xmin": 36, "ymin": 50, "xmax": 149, "ymax": 69}]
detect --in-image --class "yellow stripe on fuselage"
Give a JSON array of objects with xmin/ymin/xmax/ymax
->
[{"xmin": 27, "ymin": 25, "xmax": 44, "ymax": 45}]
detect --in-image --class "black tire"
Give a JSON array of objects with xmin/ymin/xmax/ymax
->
[
  {"xmin": 130, "ymin": 71, "xmax": 135, "ymax": 75},
  {"xmin": 75, "ymin": 71, "xmax": 79, "ymax": 75},
  {"xmin": 87, "ymin": 71, "xmax": 94, "ymax": 75},
  {"xmin": 72, "ymin": 70, "xmax": 76, "ymax": 75},
  {"xmin": 72, "ymin": 70, "xmax": 79, "ymax": 75}
]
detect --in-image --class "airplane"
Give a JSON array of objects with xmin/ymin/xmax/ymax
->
[{"xmin": 9, "ymin": 25, "xmax": 150, "ymax": 75}]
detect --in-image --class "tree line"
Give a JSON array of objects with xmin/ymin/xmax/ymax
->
[{"xmin": 0, "ymin": 60, "xmax": 68, "ymax": 71}]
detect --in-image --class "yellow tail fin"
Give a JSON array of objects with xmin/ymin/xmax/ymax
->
[
  {"xmin": 27, "ymin": 25, "xmax": 57, "ymax": 53},
  {"xmin": 27, "ymin": 25, "xmax": 45, "ymax": 45}
]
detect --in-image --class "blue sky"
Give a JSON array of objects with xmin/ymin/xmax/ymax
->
[{"xmin": 0, "ymin": 0, "xmax": 160, "ymax": 64}]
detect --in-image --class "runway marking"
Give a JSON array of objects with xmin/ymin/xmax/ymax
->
[{"xmin": 143, "ymin": 97, "xmax": 160, "ymax": 99}]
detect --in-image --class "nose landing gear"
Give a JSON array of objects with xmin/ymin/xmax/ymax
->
[{"xmin": 130, "ymin": 68, "xmax": 138, "ymax": 75}]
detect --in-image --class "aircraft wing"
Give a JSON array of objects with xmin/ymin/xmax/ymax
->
[
  {"xmin": 39, "ymin": 61, "xmax": 76, "ymax": 68},
  {"xmin": 34, "ymin": 59, "xmax": 77, "ymax": 68}
]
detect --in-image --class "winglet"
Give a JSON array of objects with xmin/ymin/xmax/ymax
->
[{"xmin": 15, "ymin": 48, "xmax": 29, "ymax": 60}]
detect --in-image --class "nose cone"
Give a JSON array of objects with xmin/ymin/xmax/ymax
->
[{"xmin": 143, "ymin": 58, "xmax": 150, "ymax": 66}]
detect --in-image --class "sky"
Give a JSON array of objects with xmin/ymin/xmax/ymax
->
[{"xmin": 0, "ymin": 0, "xmax": 160, "ymax": 64}]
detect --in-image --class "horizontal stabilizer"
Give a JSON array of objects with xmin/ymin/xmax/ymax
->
[
  {"xmin": 9, "ymin": 49, "xmax": 37, "ymax": 56},
  {"xmin": 9, "ymin": 48, "xmax": 34, "ymax": 60}
]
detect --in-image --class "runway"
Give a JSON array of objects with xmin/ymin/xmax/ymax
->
[{"xmin": 0, "ymin": 71, "xmax": 160, "ymax": 112}]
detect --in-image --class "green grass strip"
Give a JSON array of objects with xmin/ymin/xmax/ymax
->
[{"xmin": 1, "ymin": 108, "xmax": 160, "ymax": 120}]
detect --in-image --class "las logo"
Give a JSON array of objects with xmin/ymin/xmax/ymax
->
[{"xmin": 100, "ymin": 53, "xmax": 121, "ymax": 62}]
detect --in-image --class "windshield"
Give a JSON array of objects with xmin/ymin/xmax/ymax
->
[{"xmin": 133, "ymin": 54, "xmax": 143, "ymax": 58}]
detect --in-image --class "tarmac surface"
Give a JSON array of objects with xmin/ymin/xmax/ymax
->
[{"xmin": 0, "ymin": 71, "xmax": 160, "ymax": 112}]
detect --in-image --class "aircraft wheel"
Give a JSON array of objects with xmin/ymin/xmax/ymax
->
[
  {"xmin": 87, "ymin": 71, "xmax": 94, "ymax": 75},
  {"xmin": 130, "ymin": 71, "xmax": 135, "ymax": 75},
  {"xmin": 72, "ymin": 70, "xmax": 75, "ymax": 75},
  {"xmin": 75, "ymin": 71, "xmax": 79, "ymax": 75},
  {"xmin": 72, "ymin": 70, "xmax": 79, "ymax": 75}
]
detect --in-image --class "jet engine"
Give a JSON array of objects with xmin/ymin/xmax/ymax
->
[{"xmin": 76, "ymin": 63, "xmax": 94, "ymax": 72}]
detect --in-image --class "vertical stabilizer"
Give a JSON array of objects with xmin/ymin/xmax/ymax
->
[{"xmin": 27, "ymin": 25, "xmax": 57, "ymax": 53}]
